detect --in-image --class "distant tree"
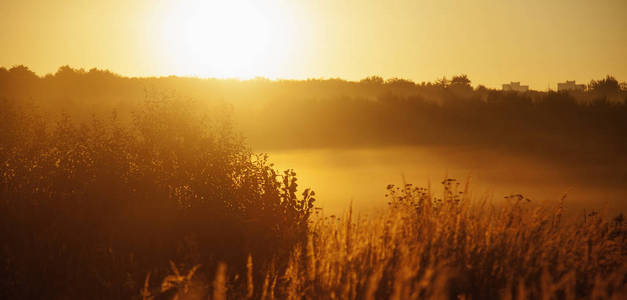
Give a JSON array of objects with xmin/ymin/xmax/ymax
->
[
  {"xmin": 86, "ymin": 68, "xmax": 118, "ymax": 81},
  {"xmin": 449, "ymin": 74, "xmax": 472, "ymax": 93},
  {"xmin": 55, "ymin": 65, "xmax": 86, "ymax": 78},
  {"xmin": 360, "ymin": 76, "xmax": 384, "ymax": 85},
  {"xmin": 435, "ymin": 76, "xmax": 450, "ymax": 88},
  {"xmin": 620, "ymin": 82, "xmax": 627, "ymax": 92},
  {"xmin": 8, "ymin": 65, "xmax": 38, "ymax": 80},
  {"xmin": 385, "ymin": 77, "xmax": 415, "ymax": 88},
  {"xmin": 589, "ymin": 75, "xmax": 620, "ymax": 93},
  {"xmin": 450, "ymin": 74, "xmax": 471, "ymax": 88}
]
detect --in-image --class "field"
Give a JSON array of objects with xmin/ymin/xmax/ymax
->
[
  {"xmin": 142, "ymin": 183, "xmax": 627, "ymax": 300},
  {"xmin": 1, "ymin": 69, "xmax": 626, "ymax": 299}
]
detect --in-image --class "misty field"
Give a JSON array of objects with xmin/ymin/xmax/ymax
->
[{"xmin": 1, "ymin": 69, "xmax": 627, "ymax": 299}]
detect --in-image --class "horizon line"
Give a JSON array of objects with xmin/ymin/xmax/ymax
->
[{"xmin": 1, "ymin": 64, "xmax": 622, "ymax": 91}]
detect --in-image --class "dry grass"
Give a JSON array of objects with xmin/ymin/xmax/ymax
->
[{"xmin": 147, "ymin": 180, "xmax": 626, "ymax": 299}]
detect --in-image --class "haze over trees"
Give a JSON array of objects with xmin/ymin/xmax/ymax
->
[{"xmin": 2, "ymin": 65, "xmax": 625, "ymax": 174}]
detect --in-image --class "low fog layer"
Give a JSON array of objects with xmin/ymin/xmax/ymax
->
[{"xmin": 267, "ymin": 146, "xmax": 627, "ymax": 213}]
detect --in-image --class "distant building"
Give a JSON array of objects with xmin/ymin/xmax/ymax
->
[
  {"xmin": 557, "ymin": 80, "xmax": 585, "ymax": 92},
  {"xmin": 502, "ymin": 82, "xmax": 529, "ymax": 92}
]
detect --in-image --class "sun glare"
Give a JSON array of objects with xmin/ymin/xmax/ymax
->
[{"xmin": 160, "ymin": 0, "xmax": 291, "ymax": 78}]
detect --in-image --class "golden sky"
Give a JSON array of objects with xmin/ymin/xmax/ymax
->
[{"xmin": 1, "ymin": 0, "xmax": 625, "ymax": 89}]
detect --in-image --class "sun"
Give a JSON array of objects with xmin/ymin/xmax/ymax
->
[{"xmin": 159, "ymin": 0, "xmax": 290, "ymax": 78}]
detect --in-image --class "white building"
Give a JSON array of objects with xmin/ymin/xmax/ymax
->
[
  {"xmin": 502, "ymin": 82, "xmax": 529, "ymax": 92},
  {"xmin": 557, "ymin": 80, "xmax": 585, "ymax": 92}
]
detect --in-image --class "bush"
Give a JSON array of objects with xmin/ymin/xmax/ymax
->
[{"xmin": 0, "ymin": 96, "xmax": 315, "ymax": 299}]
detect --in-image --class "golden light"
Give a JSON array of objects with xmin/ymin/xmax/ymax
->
[{"xmin": 159, "ymin": 0, "xmax": 293, "ymax": 78}]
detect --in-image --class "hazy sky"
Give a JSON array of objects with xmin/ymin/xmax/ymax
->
[{"xmin": 1, "ymin": 0, "xmax": 625, "ymax": 89}]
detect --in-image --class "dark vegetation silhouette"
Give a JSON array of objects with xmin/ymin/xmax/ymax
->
[
  {"xmin": 0, "ymin": 94, "xmax": 315, "ymax": 298},
  {"xmin": 2, "ymin": 66, "xmax": 626, "ymax": 160},
  {"xmin": 1, "ymin": 66, "xmax": 626, "ymax": 299}
]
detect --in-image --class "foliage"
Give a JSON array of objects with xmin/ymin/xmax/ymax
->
[
  {"xmin": 589, "ymin": 75, "xmax": 621, "ymax": 94},
  {"xmin": 0, "ymin": 96, "xmax": 315, "ymax": 299}
]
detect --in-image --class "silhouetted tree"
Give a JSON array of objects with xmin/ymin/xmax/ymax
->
[
  {"xmin": 435, "ymin": 76, "xmax": 450, "ymax": 88},
  {"xmin": 385, "ymin": 77, "xmax": 415, "ymax": 89},
  {"xmin": 589, "ymin": 75, "xmax": 620, "ymax": 93},
  {"xmin": 360, "ymin": 75, "xmax": 384, "ymax": 85},
  {"xmin": 8, "ymin": 65, "xmax": 37, "ymax": 81},
  {"xmin": 450, "ymin": 74, "xmax": 471, "ymax": 89}
]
